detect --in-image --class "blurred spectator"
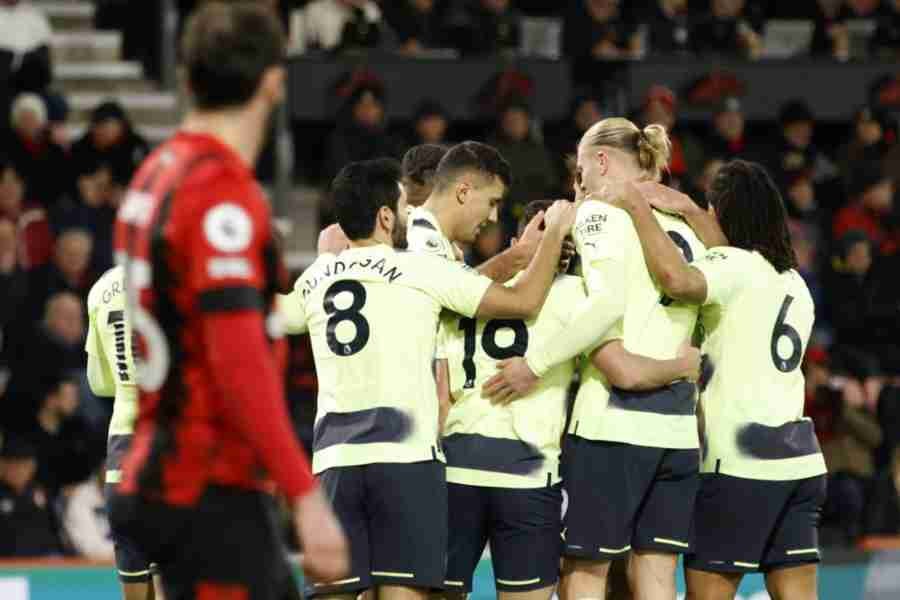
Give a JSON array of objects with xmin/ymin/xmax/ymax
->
[
  {"xmin": 383, "ymin": 0, "xmax": 450, "ymax": 55},
  {"xmin": 838, "ymin": 106, "xmax": 895, "ymax": 178},
  {"xmin": 71, "ymin": 102, "xmax": 149, "ymax": 194},
  {"xmin": 772, "ymin": 100, "xmax": 838, "ymax": 187},
  {"xmin": 5, "ymin": 93, "xmax": 71, "ymax": 212},
  {"xmin": 0, "ymin": 433, "xmax": 63, "ymax": 557},
  {"xmin": 323, "ymin": 84, "xmax": 400, "ymax": 181},
  {"xmin": 871, "ymin": 0, "xmax": 900, "ymax": 60},
  {"xmin": 691, "ymin": 0, "xmax": 764, "ymax": 60},
  {"xmin": 703, "ymin": 97, "xmax": 755, "ymax": 162},
  {"xmin": 810, "ymin": 0, "xmax": 851, "ymax": 61},
  {"xmin": 2, "ymin": 292, "xmax": 87, "ymax": 428},
  {"xmin": 454, "ymin": 0, "xmax": 522, "ymax": 57},
  {"xmin": 806, "ymin": 350, "xmax": 882, "ymax": 543},
  {"xmin": 639, "ymin": 85, "xmax": 704, "ymax": 188},
  {"xmin": 489, "ymin": 100, "xmax": 559, "ymax": 237},
  {"xmin": 43, "ymin": 93, "xmax": 70, "ymax": 151},
  {"xmin": 289, "ymin": 0, "xmax": 385, "ymax": 54},
  {"xmin": 0, "ymin": 155, "xmax": 54, "ymax": 270},
  {"xmin": 864, "ymin": 446, "xmax": 900, "ymax": 535},
  {"xmin": 643, "ymin": 0, "xmax": 692, "ymax": 57},
  {"xmin": 0, "ymin": 0, "xmax": 53, "ymax": 105},
  {"xmin": 401, "ymin": 143, "xmax": 448, "ymax": 207},
  {"xmin": 834, "ymin": 162, "xmax": 899, "ymax": 255},
  {"xmin": 467, "ymin": 221, "xmax": 505, "ymax": 266},
  {"xmin": 22, "ymin": 374, "xmax": 102, "ymax": 498},
  {"xmin": 562, "ymin": 0, "xmax": 642, "ymax": 60},
  {"xmin": 407, "ymin": 100, "xmax": 450, "ymax": 147},
  {"xmin": 23, "ymin": 229, "xmax": 94, "ymax": 322},
  {"xmin": 62, "ymin": 470, "xmax": 113, "ymax": 559},
  {"xmin": 791, "ymin": 219, "xmax": 825, "ymax": 311},
  {"xmin": 682, "ymin": 156, "xmax": 723, "ymax": 206},
  {"xmin": 548, "ymin": 93, "xmax": 604, "ymax": 164},
  {"xmin": 0, "ymin": 219, "xmax": 27, "ymax": 344}
]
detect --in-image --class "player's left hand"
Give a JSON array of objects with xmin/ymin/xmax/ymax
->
[
  {"xmin": 483, "ymin": 357, "xmax": 539, "ymax": 404},
  {"xmin": 317, "ymin": 224, "xmax": 349, "ymax": 256}
]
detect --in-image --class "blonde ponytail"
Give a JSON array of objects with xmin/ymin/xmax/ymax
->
[{"xmin": 581, "ymin": 117, "xmax": 672, "ymax": 182}]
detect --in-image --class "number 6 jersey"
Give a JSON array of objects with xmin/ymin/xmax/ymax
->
[
  {"xmin": 692, "ymin": 246, "xmax": 827, "ymax": 481},
  {"xmin": 280, "ymin": 245, "xmax": 494, "ymax": 474}
]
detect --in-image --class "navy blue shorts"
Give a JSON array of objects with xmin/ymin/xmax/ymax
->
[
  {"xmin": 105, "ymin": 484, "xmax": 154, "ymax": 583},
  {"xmin": 561, "ymin": 435, "xmax": 699, "ymax": 560},
  {"xmin": 305, "ymin": 460, "xmax": 447, "ymax": 598},
  {"xmin": 445, "ymin": 482, "xmax": 562, "ymax": 593},
  {"xmin": 685, "ymin": 473, "xmax": 827, "ymax": 574}
]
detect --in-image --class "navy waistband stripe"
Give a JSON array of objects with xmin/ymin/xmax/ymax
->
[{"xmin": 313, "ymin": 407, "xmax": 413, "ymax": 452}]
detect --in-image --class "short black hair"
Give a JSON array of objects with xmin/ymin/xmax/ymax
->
[
  {"xmin": 707, "ymin": 160, "xmax": 798, "ymax": 273},
  {"xmin": 433, "ymin": 141, "xmax": 512, "ymax": 192},
  {"xmin": 518, "ymin": 199, "xmax": 554, "ymax": 236},
  {"xmin": 402, "ymin": 144, "xmax": 449, "ymax": 186},
  {"xmin": 181, "ymin": 2, "xmax": 286, "ymax": 110},
  {"xmin": 332, "ymin": 158, "xmax": 402, "ymax": 241}
]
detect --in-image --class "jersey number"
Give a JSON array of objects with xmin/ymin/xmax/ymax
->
[
  {"xmin": 324, "ymin": 280, "xmax": 370, "ymax": 356},
  {"xmin": 660, "ymin": 230, "xmax": 695, "ymax": 306},
  {"xmin": 458, "ymin": 318, "xmax": 529, "ymax": 388},
  {"xmin": 106, "ymin": 310, "xmax": 131, "ymax": 384},
  {"xmin": 770, "ymin": 295, "xmax": 803, "ymax": 373}
]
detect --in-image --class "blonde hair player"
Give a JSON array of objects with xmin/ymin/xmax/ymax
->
[{"xmin": 486, "ymin": 117, "xmax": 707, "ymax": 600}]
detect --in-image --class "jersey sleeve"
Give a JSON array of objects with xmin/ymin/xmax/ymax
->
[
  {"xmin": 574, "ymin": 202, "xmax": 629, "ymax": 296},
  {"xmin": 278, "ymin": 282, "xmax": 309, "ymax": 335},
  {"xmin": 85, "ymin": 303, "xmax": 116, "ymax": 397},
  {"xmin": 181, "ymin": 172, "xmax": 270, "ymax": 314},
  {"xmin": 692, "ymin": 247, "xmax": 750, "ymax": 307},
  {"xmin": 413, "ymin": 256, "xmax": 493, "ymax": 318}
]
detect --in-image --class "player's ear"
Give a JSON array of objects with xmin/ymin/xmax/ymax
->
[
  {"xmin": 456, "ymin": 181, "xmax": 470, "ymax": 206},
  {"xmin": 596, "ymin": 149, "xmax": 609, "ymax": 177},
  {"xmin": 378, "ymin": 205, "xmax": 395, "ymax": 234}
]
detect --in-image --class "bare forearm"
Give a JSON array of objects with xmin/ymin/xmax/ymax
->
[
  {"xmin": 508, "ymin": 229, "xmax": 564, "ymax": 315},
  {"xmin": 596, "ymin": 349, "xmax": 691, "ymax": 391},
  {"xmin": 627, "ymin": 200, "xmax": 697, "ymax": 298},
  {"xmin": 477, "ymin": 245, "xmax": 526, "ymax": 283},
  {"xmin": 684, "ymin": 208, "xmax": 729, "ymax": 248}
]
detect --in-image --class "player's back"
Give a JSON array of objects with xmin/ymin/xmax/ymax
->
[
  {"xmin": 86, "ymin": 266, "xmax": 137, "ymax": 483},
  {"xmin": 570, "ymin": 200, "xmax": 705, "ymax": 449},
  {"xmin": 441, "ymin": 274, "xmax": 586, "ymax": 488},
  {"xmin": 114, "ymin": 131, "xmax": 281, "ymax": 505},
  {"xmin": 693, "ymin": 247, "xmax": 826, "ymax": 481},
  {"xmin": 283, "ymin": 244, "xmax": 492, "ymax": 474}
]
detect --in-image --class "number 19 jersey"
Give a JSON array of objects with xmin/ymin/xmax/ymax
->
[
  {"xmin": 692, "ymin": 247, "xmax": 827, "ymax": 481},
  {"xmin": 441, "ymin": 274, "xmax": 586, "ymax": 488},
  {"xmin": 280, "ymin": 245, "xmax": 493, "ymax": 474}
]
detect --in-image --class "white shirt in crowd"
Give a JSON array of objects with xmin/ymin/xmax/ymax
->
[
  {"xmin": 289, "ymin": 0, "xmax": 381, "ymax": 55},
  {"xmin": 0, "ymin": 1, "xmax": 52, "ymax": 54}
]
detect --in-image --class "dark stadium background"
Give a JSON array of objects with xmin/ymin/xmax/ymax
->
[{"xmin": 1, "ymin": 1, "xmax": 900, "ymax": 599}]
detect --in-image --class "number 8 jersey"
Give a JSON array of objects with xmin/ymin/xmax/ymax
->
[
  {"xmin": 280, "ymin": 245, "xmax": 494, "ymax": 474},
  {"xmin": 692, "ymin": 246, "xmax": 827, "ymax": 481}
]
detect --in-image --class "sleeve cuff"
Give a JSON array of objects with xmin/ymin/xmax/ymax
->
[{"xmin": 525, "ymin": 353, "xmax": 550, "ymax": 379}]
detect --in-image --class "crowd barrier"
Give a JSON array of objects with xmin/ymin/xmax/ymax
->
[{"xmin": 2, "ymin": 551, "xmax": 899, "ymax": 600}]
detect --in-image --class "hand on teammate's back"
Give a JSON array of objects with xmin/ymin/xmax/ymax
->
[
  {"xmin": 317, "ymin": 224, "xmax": 350, "ymax": 255},
  {"xmin": 636, "ymin": 182, "xmax": 699, "ymax": 217},
  {"xmin": 678, "ymin": 344, "xmax": 702, "ymax": 383},
  {"xmin": 482, "ymin": 357, "xmax": 540, "ymax": 405},
  {"xmin": 294, "ymin": 488, "xmax": 351, "ymax": 583}
]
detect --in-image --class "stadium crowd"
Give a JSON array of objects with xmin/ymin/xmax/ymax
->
[{"xmin": 0, "ymin": 0, "xmax": 899, "ymax": 572}]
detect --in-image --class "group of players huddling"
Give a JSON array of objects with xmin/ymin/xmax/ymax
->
[{"xmin": 83, "ymin": 3, "xmax": 827, "ymax": 600}]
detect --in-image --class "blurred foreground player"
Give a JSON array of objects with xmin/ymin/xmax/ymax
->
[
  {"xmin": 111, "ymin": 3, "xmax": 349, "ymax": 598},
  {"xmin": 606, "ymin": 162, "xmax": 827, "ymax": 600},
  {"xmin": 86, "ymin": 266, "xmax": 159, "ymax": 600},
  {"xmin": 280, "ymin": 159, "xmax": 576, "ymax": 600}
]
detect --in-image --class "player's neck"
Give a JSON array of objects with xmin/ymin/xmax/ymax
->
[
  {"xmin": 421, "ymin": 191, "xmax": 459, "ymax": 241},
  {"xmin": 181, "ymin": 105, "xmax": 267, "ymax": 168},
  {"xmin": 349, "ymin": 230, "xmax": 392, "ymax": 249}
]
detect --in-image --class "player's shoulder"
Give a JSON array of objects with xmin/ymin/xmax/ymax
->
[
  {"xmin": 576, "ymin": 199, "xmax": 632, "ymax": 237},
  {"xmin": 87, "ymin": 266, "xmax": 125, "ymax": 309},
  {"xmin": 698, "ymin": 245, "xmax": 752, "ymax": 265}
]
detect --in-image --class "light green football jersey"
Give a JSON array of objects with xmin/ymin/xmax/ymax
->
[
  {"xmin": 406, "ymin": 206, "xmax": 457, "ymax": 261},
  {"xmin": 692, "ymin": 247, "xmax": 827, "ymax": 481},
  {"xmin": 441, "ymin": 274, "xmax": 585, "ymax": 489},
  {"xmin": 568, "ymin": 200, "xmax": 705, "ymax": 450},
  {"xmin": 85, "ymin": 266, "xmax": 137, "ymax": 483},
  {"xmin": 280, "ymin": 245, "xmax": 492, "ymax": 474}
]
